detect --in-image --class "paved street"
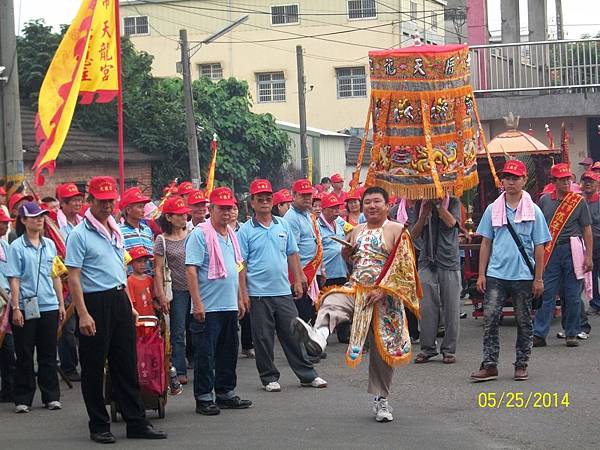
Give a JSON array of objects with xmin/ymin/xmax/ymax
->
[{"xmin": 1, "ymin": 307, "xmax": 598, "ymax": 450}]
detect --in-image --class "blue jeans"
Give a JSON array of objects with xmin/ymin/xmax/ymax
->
[
  {"xmin": 590, "ymin": 248, "xmax": 600, "ymax": 311},
  {"xmin": 169, "ymin": 290, "xmax": 190, "ymax": 376},
  {"xmin": 190, "ymin": 311, "xmax": 239, "ymax": 402},
  {"xmin": 534, "ymin": 244, "xmax": 582, "ymax": 338}
]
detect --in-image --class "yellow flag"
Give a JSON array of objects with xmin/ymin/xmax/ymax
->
[
  {"xmin": 206, "ymin": 134, "xmax": 218, "ymax": 195},
  {"xmin": 34, "ymin": 0, "xmax": 119, "ymax": 185}
]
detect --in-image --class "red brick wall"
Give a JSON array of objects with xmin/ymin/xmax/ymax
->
[{"xmin": 23, "ymin": 161, "xmax": 153, "ymax": 199}]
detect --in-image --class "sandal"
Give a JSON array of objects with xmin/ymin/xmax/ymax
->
[
  {"xmin": 414, "ymin": 353, "xmax": 434, "ymax": 364},
  {"xmin": 442, "ymin": 354, "xmax": 456, "ymax": 364}
]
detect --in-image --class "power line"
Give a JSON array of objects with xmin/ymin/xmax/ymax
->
[
  {"xmin": 138, "ymin": 0, "xmax": 441, "ymax": 47},
  {"xmin": 134, "ymin": 0, "xmax": 448, "ymax": 17}
]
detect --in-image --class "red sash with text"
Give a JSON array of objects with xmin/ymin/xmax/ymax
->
[{"xmin": 544, "ymin": 192, "xmax": 584, "ymax": 267}]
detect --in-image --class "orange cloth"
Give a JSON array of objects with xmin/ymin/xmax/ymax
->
[{"xmin": 127, "ymin": 274, "xmax": 156, "ymax": 317}]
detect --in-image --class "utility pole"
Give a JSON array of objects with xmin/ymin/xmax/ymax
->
[
  {"xmin": 0, "ymin": 0, "xmax": 24, "ymax": 191},
  {"xmin": 555, "ymin": 0, "xmax": 564, "ymax": 40},
  {"xmin": 180, "ymin": 29, "xmax": 201, "ymax": 187},
  {"xmin": 296, "ymin": 45, "xmax": 309, "ymax": 179}
]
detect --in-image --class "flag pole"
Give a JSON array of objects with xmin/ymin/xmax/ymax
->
[{"xmin": 114, "ymin": 0, "xmax": 125, "ymax": 193}]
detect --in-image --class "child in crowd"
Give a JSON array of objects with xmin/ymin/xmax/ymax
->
[{"xmin": 127, "ymin": 246, "xmax": 156, "ymax": 317}]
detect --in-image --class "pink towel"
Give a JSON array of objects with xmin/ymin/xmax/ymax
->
[
  {"xmin": 319, "ymin": 213, "xmax": 336, "ymax": 233},
  {"xmin": 491, "ymin": 191, "xmax": 536, "ymax": 227},
  {"xmin": 198, "ymin": 221, "xmax": 243, "ymax": 280},
  {"xmin": 84, "ymin": 209, "xmax": 124, "ymax": 248},
  {"xmin": 396, "ymin": 198, "xmax": 408, "ymax": 225},
  {"xmin": 57, "ymin": 208, "xmax": 82, "ymax": 232},
  {"xmin": 570, "ymin": 237, "xmax": 593, "ymax": 300}
]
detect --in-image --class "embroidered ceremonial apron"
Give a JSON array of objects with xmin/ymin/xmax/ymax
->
[{"xmin": 318, "ymin": 221, "xmax": 419, "ymax": 368}]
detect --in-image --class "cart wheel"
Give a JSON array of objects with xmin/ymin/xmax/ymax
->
[
  {"xmin": 157, "ymin": 397, "xmax": 166, "ymax": 419},
  {"xmin": 110, "ymin": 402, "xmax": 118, "ymax": 422}
]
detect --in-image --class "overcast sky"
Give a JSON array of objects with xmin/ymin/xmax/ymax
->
[{"xmin": 13, "ymin": 0, "xmax": 600, "ymax": 39}]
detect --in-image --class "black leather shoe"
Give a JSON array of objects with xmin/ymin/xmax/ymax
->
[
  {"xmin": 216, "ymin": 396, "xmax": 252, "ymax": 409},
  {"xmin": 90, "ymin": 431, "xmax": 116, "ymax": 444},
  {"xmin": 196, "ymin": 401, "xmax": 220, "ymax": 415},
  {"xmin": 126, "ymin": 425, "xmax": 167, "ymax": 440}
]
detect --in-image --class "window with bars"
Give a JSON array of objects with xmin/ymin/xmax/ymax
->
[
  {"xmin": 347, "ymin": 0, "xmax": 376, "ymax": 19},
  {"xmin": 336, "ymin": 67, "xmax": 367, "ymax": 98},
  {"xmin": 123, "ymin": 16, "xmax": 149, "ymax": 36},
  {"xmin": 271, "ymin": 4, "xmax": 299, "ymax": 25},
  {"xmin": 199, "ymin": 63, "xmax": 223, "ymax": 81},
  {"xmin": 410, "ymin": 2, "xmax": 418, "ymax": 20},
  {"xmin": 256, "ymin": 72, "xmax": 286, "ymax": 103},
  {"xmin": 431, "ymin": 12, "xmax": 438, "ymax": 30}
]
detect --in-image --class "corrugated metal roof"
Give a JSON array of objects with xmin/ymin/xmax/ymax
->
[{"xmin": 345, "ymin": 135, "xmax": 372, "ymax": 166}]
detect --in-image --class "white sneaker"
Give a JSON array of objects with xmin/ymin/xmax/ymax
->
[
  {"xmin": 556, "ymin": 331, "xmax": 566, "ymax": 339},
  {"xmin": 45, "ymin": 401, "xmax": 62, "ymax": 410},
  {"xmin": 15, "ymin": 404, "xmax": 30, "ymax": 414},
  {"xmin": 577, "ymin": 332, "xmax": 589, "ymax": 340},
  {"xmin": 242, "ymin": 348, "xmax": 256, "ymax": 358},
  {"xmin": 373, "ymin": 397, "xmax": 394, "ymax": 423},
  {"xmin": 264, "ymin": 381, "xmax": 281, "ymax": 392},
  {"xmin": 291, "ymin": 317, "xmax": 327, "ymax": 356},
  {"xmin": 301, "ymin": 377, "xmax": 328, "ymax": 388}
]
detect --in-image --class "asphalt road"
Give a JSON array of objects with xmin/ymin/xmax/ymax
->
[{"xmin": 1, "ymin": 307, "xmax": 598, "ymax": 450}]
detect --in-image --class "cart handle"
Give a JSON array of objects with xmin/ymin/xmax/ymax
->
[{"xmin": 137, "ymin": 315, "xmax": 159, "ymax": 327}]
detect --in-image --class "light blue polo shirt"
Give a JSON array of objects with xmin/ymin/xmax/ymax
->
[
  {"xmin": 0, "ymin": 240, "xmax": 10, "ymax": 293},
  {"xmin": 284, "ymin": 206, "xmax": 317, "ymax": 267},
  {"xmin": 6, "ymin": 236, "xmax": 58, "ymax": 312},
  {"xmin": 185, "ymin": 227, "xmax": 238, "ymax": 313},
  {"xmin": 318, "ymin": 216, "xmax": 349, "ymax": 280},
  {"xmin": 237, "ymin": 216, "xmax": 299, "ymax": 297},
  {"xmin": 477, "ymin": 203, "xmax": 551, "ymax": 281},
  {"xmin": 65, "ymin": 219, "xmax": 127, "ymax": 293}
]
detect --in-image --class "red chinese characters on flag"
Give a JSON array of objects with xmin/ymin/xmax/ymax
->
[{"xmin": 79, "ymin": 0, "xmax": 119, "ymax": 104}]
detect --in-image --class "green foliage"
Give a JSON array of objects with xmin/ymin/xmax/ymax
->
[{"xmin": 17, "ymin": 20, "xmax": 290, "ymax": 195}]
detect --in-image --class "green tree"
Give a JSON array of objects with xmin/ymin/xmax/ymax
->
[{"xmin": 17, "ymin": 20, "xmax": 290, "ymax": 195}]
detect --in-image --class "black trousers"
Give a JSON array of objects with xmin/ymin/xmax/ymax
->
[
  {"xmin": 11, "ymin": 309, "xmax": 60, "ymax": 406},
  {"xmin": 58, "ymin": 297, "xmax": 79, "ymax": 374},
  {"xmin": 0, "ymin": 333, "xmax": 16, "ymax": 400},
  {"xmin": 78, "ymin": 288, "xmax": 148, "ymax": 434},
  {"xmin": 240, "ymin": 315, "xmax": 253, "ymax": 350},
  {"xmin": 295, "ymin": 293, "xmax": 316, "ymax": 325}
]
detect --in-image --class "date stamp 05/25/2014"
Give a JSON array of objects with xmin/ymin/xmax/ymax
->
[{"xmin": 477, "ymin": 392, "xmax": 570, "ymax": 409}]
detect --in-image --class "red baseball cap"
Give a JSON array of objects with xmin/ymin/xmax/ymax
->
[
  {"xmin": 188, "ymin": 190, "xmax": 208, "ymax": 205},
  {"xmin": 0, "ymin": 209, "xmax": 11, "ymax": 222},
  {"xmin": 119, "ymin": 187, "xmax": 151, "ymax": 209},
  {"xmin": 273, "ymin": 189, "xmax": 292, "ymax": 206},
  {"xmin": 88, "ymin": 176, "xmax": 119, "ymax": 200},
  {"xmin": 499, "ymin": 159, "xmax": 527, "ymax": 178},
  {"xmin": 8, "ymin": 193, "xmax": 34, "ymax": 212},
  {"xmin": 345, "ymin": 191, "xmax": 361, "ymax": 201},
  {"xmin": 592, "ymin": 161, "xmax": 600, "ymax": 171},
  {"xmin": 250, "ymin": 179, "xmax": 273, "ymax": 195},
  {"xmin": 209, "ymin": 187, "xmax": 236, "ymax": 207},
  {"xmin": 582, "ymin": 171, "xmax": 600, "ymax": 182},
  {"xmin": 177, "ymin": 181, "xmax": 193, "ymax": 196},
  {"xmin": 57, "ymin": 183, "xmax": 83, "ymax": 201},
  {"xmin": 0, "ymin": 186, "xmax": 6, "ymax": 196},
  {"xmin": 330, "ymin": 173, "xmax": 344, "ymax": 183},
  {"xmin": 162, "ymin": 196, "xmax": 190, "ymax": 215},
  {"xmin": 128, "ymin": 246, "xmax": 152, "ymax": 262},
  {"xmin": 321, "ymin": 193, "xmax": 344, "ymax": 209},
  {"xmin": 313, "ymin": 192, "xmax": 324, "ymax": 201},
  {"xmin": 550, "ymin": 163, "xmax": 572, "ymax": 179},
  {"xmin": 292, "ymin": 179, "xmax": 313, "ymax": 194}
]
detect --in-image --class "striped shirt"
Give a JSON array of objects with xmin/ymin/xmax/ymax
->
[{"xmin": 120, "ymin": 221, "xmax": 154, "ymax": 274}]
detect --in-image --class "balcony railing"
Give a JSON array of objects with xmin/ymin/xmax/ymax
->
[{"xmin": 469, "ymin": 38, "xmax": 600, "ymax": 94}]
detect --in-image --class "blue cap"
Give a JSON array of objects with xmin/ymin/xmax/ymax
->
[{"xmin": 18, "ymin": 201, "xmax": 48, "ymax": 218}]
